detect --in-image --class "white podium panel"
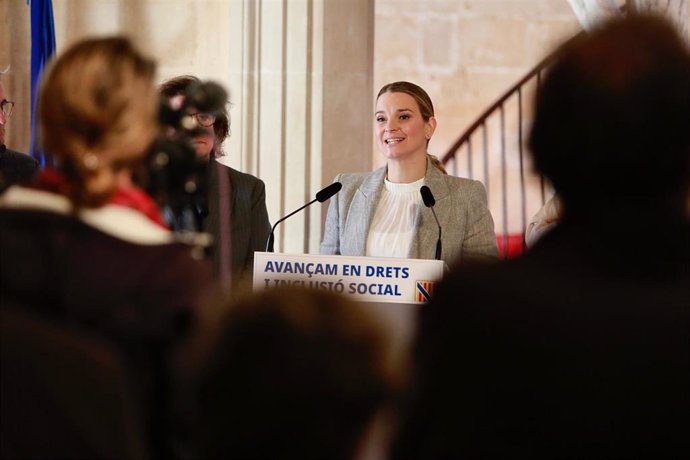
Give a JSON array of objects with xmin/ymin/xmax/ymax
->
[{"xmin": 253, "ymin": 252, "xmax": 444, "ymax": 304}]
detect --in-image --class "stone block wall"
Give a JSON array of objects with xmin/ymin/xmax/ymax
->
[
  {"xmin": 2, "ymin": 0, "xmax": 582, "ymax": 237},
  {"xmin": 374, "ymin": 0, "xmax": 582, "ymax": 234}
]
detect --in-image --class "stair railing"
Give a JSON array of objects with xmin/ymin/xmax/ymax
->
[{"xmin": 441, "ymin": 32, "xmax": 585, "ymax": 258}]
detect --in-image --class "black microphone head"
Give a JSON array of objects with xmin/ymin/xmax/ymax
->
[
  {"xmin": 316, "ymin": 182, "xmax": 342, "ymax": 203},
  {"xmin": 420, "ymin": 185, "xmax": 435, "ymax": 207}
]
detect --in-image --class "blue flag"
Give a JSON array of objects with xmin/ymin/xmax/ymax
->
[{"xmin": 29, "ymin": 0, "xmax": 56, "ymax": 167}]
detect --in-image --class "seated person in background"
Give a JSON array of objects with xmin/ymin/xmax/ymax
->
[
  {"xmin": 391, "ymin": 15, "xmax": 690, "ymax": 459},
  {"xmin": 191, "ymin": 286, "xmax": 395, "ymax": 459},
  {"xmin": 160, "ymin": 75, "xmax": 270, "ymax": 285},
  {"xmin": 0, "ymin": 37, "xmax": 211, "ymax": 456},
  {"xmin": 524, "ymin": 194, "xmax": 562, "ymax": 247},
  {"xmin": 320, "ymin": 81, "xmax": 498, "ymax": 265},
  {"xmin": 0, "ymin": 70, "xmax": 38, "ymax": 191}
]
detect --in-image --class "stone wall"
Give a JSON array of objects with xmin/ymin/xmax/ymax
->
[
  {"xmin": 1, "ymin": 0, "xmax": 31, "ymax": 154},
  {"xmin": 374, "ymin": 0, "xmax": 583, "ymax": 234},
  {"xmin": 0, "ymin": 0, "xmax": 374, "ymax": 253},
  {"xmin": 4, "ymin": 1, "xmax": 689, "ymax": 239}
]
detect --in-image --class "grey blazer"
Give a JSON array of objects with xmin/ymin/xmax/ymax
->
[
  {"xmin": 320, "ymin": 158, "xmax": 498, "ymax": 265},
  {"xmin": 205, "ymin": 161, "xmax": 271, "ymax": 281}
]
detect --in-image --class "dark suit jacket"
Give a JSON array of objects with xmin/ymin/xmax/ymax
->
[
  {"xmin": 393, "ymin": 216, "xmax": 690, "ymax": 458},
  {"xmin": 205, "ymin": 160, "xmax": 271, "ymax": 282},
  {"xmin": 0, "ymin": 186, "xmax": 212, "ymax": 457},
  {"xmin": 0, "ymin": 186, "xmax": 211, "ymax": 344},
  {"xmin": 0, "ymin": 145, "xmax": 38, "ymax": 191}
]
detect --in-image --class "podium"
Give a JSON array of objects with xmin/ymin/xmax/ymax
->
[
  {"xmin": 254, "ymin": 252, "xmax": 445, "ymax": 363},
  {"xmin": 253, "ymin": 252, "xmax": 444, "ymax": 304}
]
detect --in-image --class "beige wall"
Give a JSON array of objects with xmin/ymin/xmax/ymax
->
[
  {"xmin": 374, "ymin": 0, "xmax": 582, "ymax": 234},
  {"xmin": 51, "ymin": 0, "xmax": 235, "ymax": 115},
  {"xmin": 1, "ymin": 0, "xmax": 31, "ymax": 154},
  {"xmin": 0, "ymin": 0, "xmax": 602, "ymax": 239},
  {"xmin": 1, "ymin": 0, "xmax": 374, "ymax": 253},
  {"xmin": 10, "ymin": 1, "xmax": 684, "ymax": 241},
  {"xmin": 224, "ymin": 0, "xmax": 374, "ymax": 253},
  {"xmin": 1, "ymin": 0, "xmax": 236, "ymax": 155},
  {"xmin": 375, "ymin": 0, "xmax": 580, "ymax": 164}
]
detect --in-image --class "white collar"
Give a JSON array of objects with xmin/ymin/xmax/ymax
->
[{"xmin": 0, "ymin": 186, "xmax": 174, "ymax": 245}]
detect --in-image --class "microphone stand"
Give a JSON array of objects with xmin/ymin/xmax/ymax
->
[
  {"xmin": 265, "ymin": 200, "xmax": 316, "ymax": 252},
  {"xmin": 420, "ymin": 185, "xmax": 442, "ymax": 261},
  {"xmin": 265, "ymin": 182, "xmax": 343, "ymax": 252}
]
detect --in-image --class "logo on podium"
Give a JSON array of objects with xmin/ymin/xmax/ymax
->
[{"xmin": 415, "ymin": 280, "xmax": 436, "ymax": 303}]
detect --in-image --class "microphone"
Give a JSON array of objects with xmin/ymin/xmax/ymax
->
[
  {"xmin": 420, "ymin": 185, "xmax": 442, "ymax": 260},
  {"xmin": 265, "ymin": 182, "xmax": 342, "ymax": 252},
  {"xmin": 315, "ymin": 182, "xmax": 343, "ymax": 203}
]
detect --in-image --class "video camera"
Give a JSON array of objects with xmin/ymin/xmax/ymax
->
[{"xmin": 135, "ymin": 80, "xmax": 228, "ymax": 237}]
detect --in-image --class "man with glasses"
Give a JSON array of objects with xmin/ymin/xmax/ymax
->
[
  {"xmin": 0, "ymin": 72, "xmax": 38, "ymax": 191},
  {"xmin": 159, "ymin": 75, "xmax": 270, "ymax": 286}
]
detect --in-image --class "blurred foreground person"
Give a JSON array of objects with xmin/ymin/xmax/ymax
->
[
  {"xmin": 392, "ymin": 15, "xmax": 690, "ymax": 458},
  {"xmin": 0, "ymin": 37, "xmax": 211, "ymax": 458},
  {"xmin": 192, "ymin": 286, "xmax": 395, "ymax": 459}
]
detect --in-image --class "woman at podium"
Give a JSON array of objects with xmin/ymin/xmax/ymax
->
[{"xmin": 320, "ymin": 81, "xmax": 498, "ymax": 265}]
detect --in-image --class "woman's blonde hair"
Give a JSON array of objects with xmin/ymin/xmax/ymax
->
[
  {"xmin": 377, "ymin": 81, "xmax": 434, "ymax": 122},
  {"xmin": 427, "ymin": 154, "xmax": 447, "ymax": 174},
  {"xmin": 39, "ymin": 37, "xmax": 157, "ymax": 207}
]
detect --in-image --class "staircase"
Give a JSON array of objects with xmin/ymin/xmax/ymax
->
[{"xmin": 440, "ymin": 32, "xmax": 585, "ymax": 258}]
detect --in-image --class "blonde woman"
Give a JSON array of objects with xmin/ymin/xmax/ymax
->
[{"xmin": 320, "ymin": 81, "xmax": 498, "ymax": 265}]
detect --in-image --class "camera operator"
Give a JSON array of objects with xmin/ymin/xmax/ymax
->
[{"xmin": 159, "ymin": 76, "xmax": 270, "ymax": 286}]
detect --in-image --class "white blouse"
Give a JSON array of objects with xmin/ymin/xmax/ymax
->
[{"xmin": 366, "ymin": 177, "xmax": 424, "ymax": 258}]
